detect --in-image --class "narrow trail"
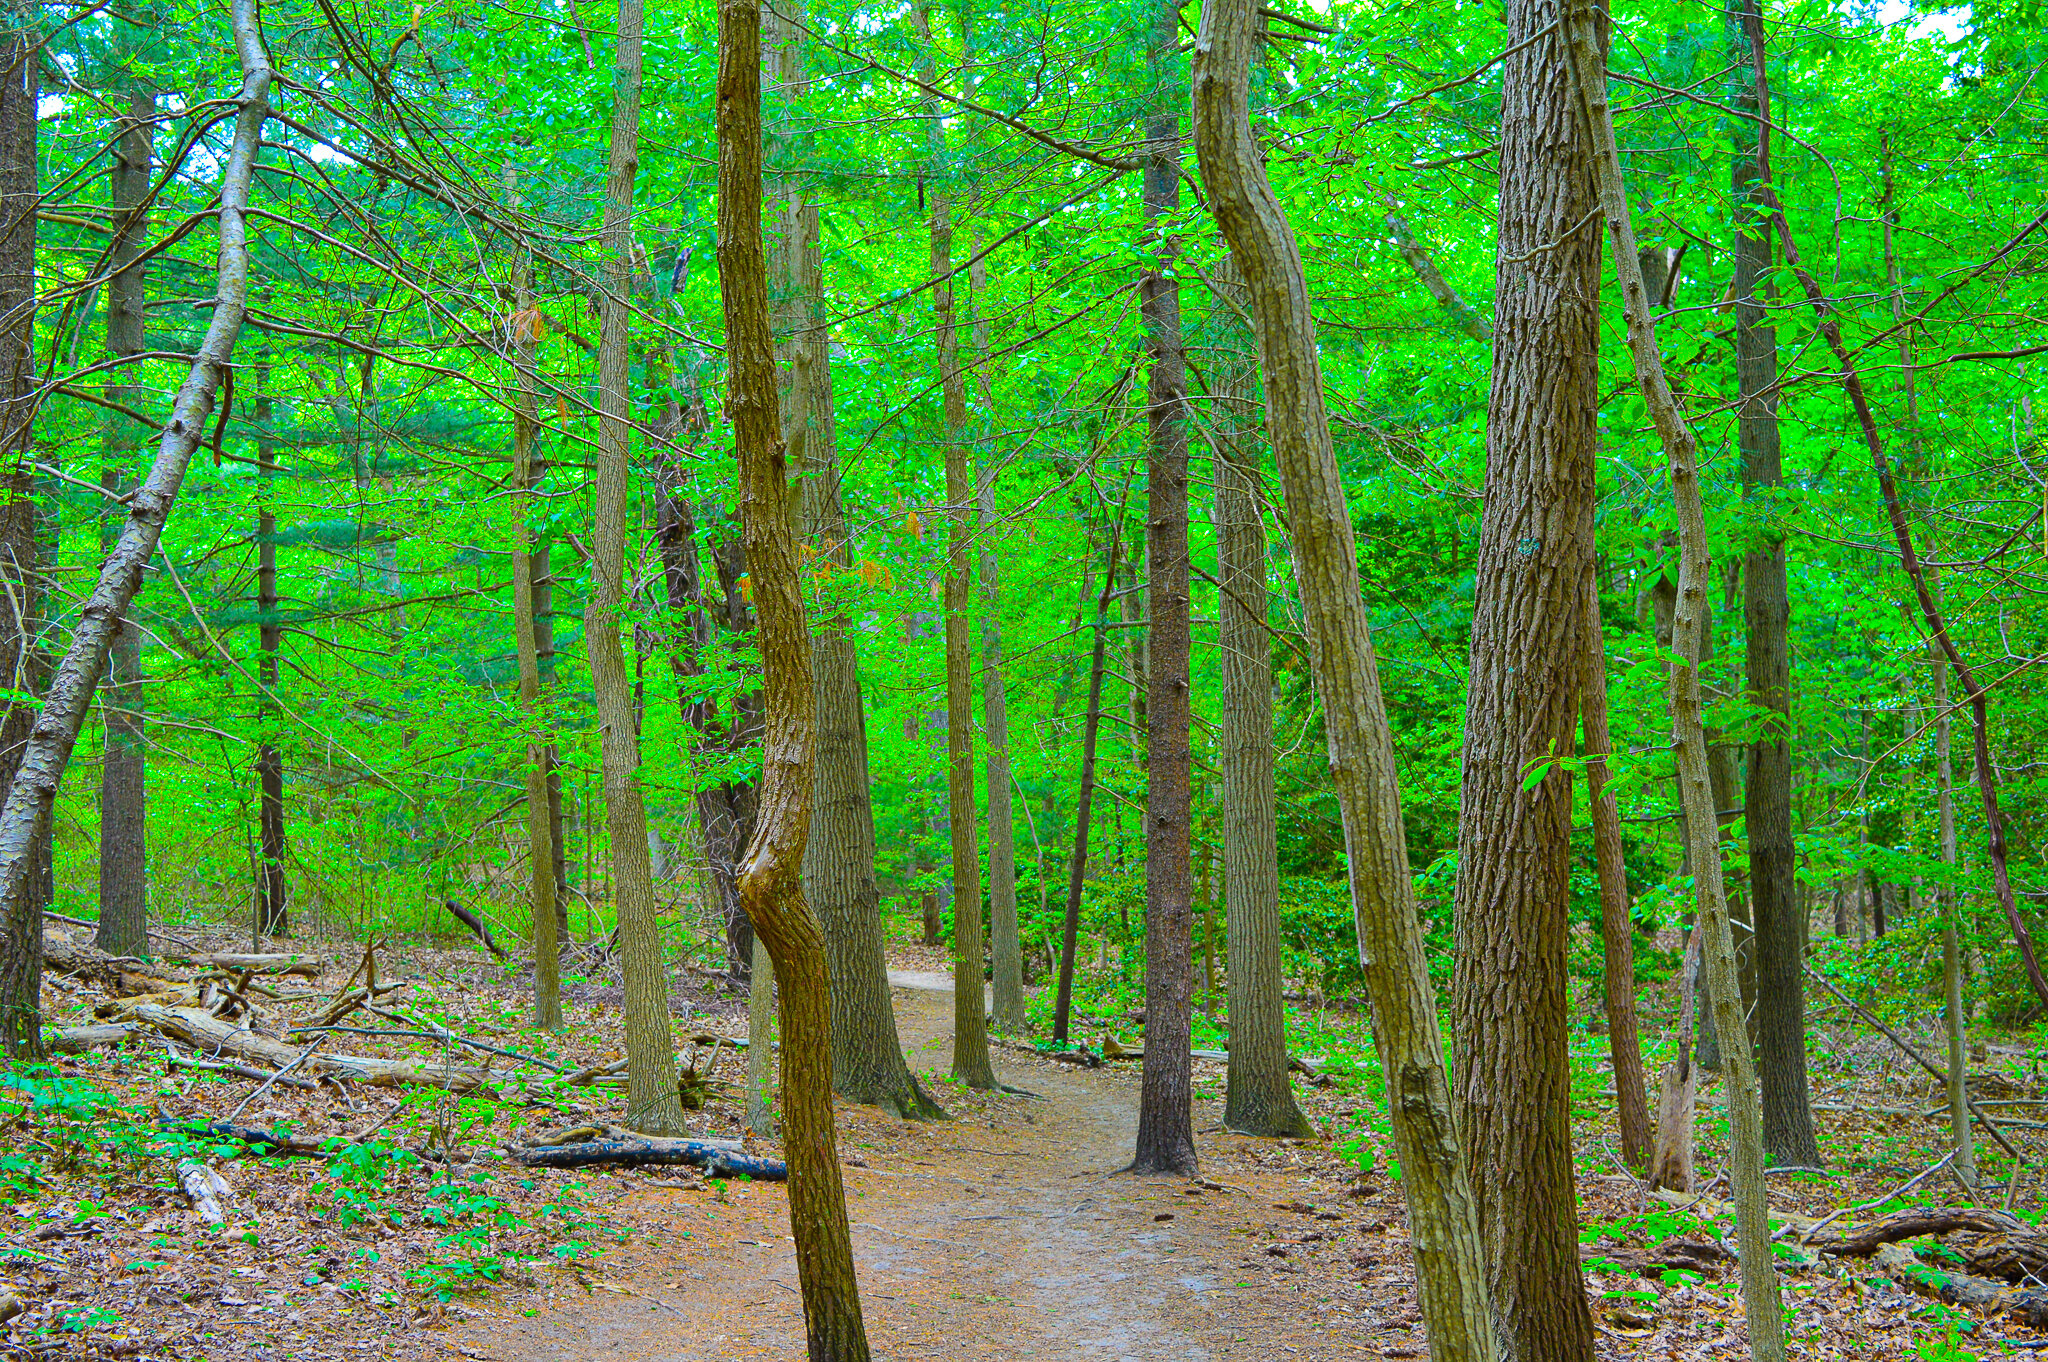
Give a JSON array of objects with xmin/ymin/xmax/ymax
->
[{"xmin": 453, "ymin": 975, "xmax": 1399, "ymax": 1360}]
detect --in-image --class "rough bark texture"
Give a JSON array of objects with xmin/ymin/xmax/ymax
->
[
  {"xmin": 1052, "ymin": 525, "xmax": 1119, "ymax": 1046},
  {"xmin": 1132, "ymin": 16, "xmax": 1197, "ymax": 1174},
  {"xmin": 0, "ymin": 0, "xmax": 271, "ymax": 1058},
  {"xmin": 717, "ymin": 0, "xmax": 873, "ymax": 1344},
  {"xmin": 1213, "ymin": 277, "xmax": 1310, "ymax": 1139},
  {"xmin": 509, "ymin": 229, "xmax": 562, "ymax": 1031},
  {"xmin": 921, "ymin": 2, "xmax": 994, "ymax": 1092},
  {"xmin": 1582, "ymin": 574, "xmax": 1651, "ymax": 1174},
  {"xmin": 1730, "ymin": 0, "xmax": 1818, "ymax": 1170},
  {"xmin": 1567, "ymin": 20, "xmax": 1788, "ymax": 1359},
  {"xmin": 96, "ymin": 84, "xmax": 152, "ymax": 959},
  {"xmin": 1192, "ymin": 6, "xmax": 1496, "ymax": 1360},
  {"xmin": 254, "ymin": 378, "xmax": 286, "ymax": 937},
  {"xmin": 594, "ymin": 0, "xmax": 683, "ymax": 1132},
  {"xmin": 1451, "ymin": 0, "xmax": 1600, "ymax": 1349}
]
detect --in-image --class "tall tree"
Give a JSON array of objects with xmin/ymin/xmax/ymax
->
[
  {"xmin": 1450, "ymin": 0, "xmax": 1600, "ymax": 1348},
  {"xmin": 594, "ymin": 0, "xmax": 683, "ymax": 1132},
  {"xmin": 1212, "ymin": 268, "xmax": 1311, "ymax": 1139},
  {"xmin": 95, "ymin": 75, "xmax": 153, "ymax": 958},
  {"xmin": 1192, "ymin": 6, "xmax": 1496, "ymax": 1360},
  {"xmin": 1730, "ymin": 0, "xmax": 1818, "ymax": 1168},
  {"xmin": 718, "ymin": 0, "xmax": 871, "ymax": 1343},
  {"xmin": 1131, "ymin": 0, "xmax": 1197, "ymax": 1178},
  {"xmin": 1051, "ymin": 519, "xmax": 1120, "ymax": 1045},
  {"xmin": 253, "ymin": 370, "xmax": 285, "ymax": 936}
]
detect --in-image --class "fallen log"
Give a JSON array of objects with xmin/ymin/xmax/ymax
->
[
  {"xmin": 163, "ymin": 1055, "xmax": 320, "ymax": 1090},
  {"xmin": 44, "ymin": 909, "xmax": 200, "ymax": 952},
  {"xmin": 177, "ymin": 1161, "xmax": 232, "ymax": 1224},
  {"xmin": 511, "ymin": 1135, "xmax": 784, "ymax": 1180},
  {"xmin": 44, "ymin": 931, "xmax": 179, "ymax": 994},
  {"xmin": 201, "ymin": 952, "xmax": 321, "ymax": 977},
  {"xmin": 1582, "ymin": 1237, "xmax": 1734, "ymax": 1279},
  {"xmin": 1875, "ymin": 1242, "xmax": 2048, "ymax": 1327},
  {"xmin": 128, "ymin": 1004, "xmax": 491, "ymax": 1093},
  {"xmin": 1815, "ymin": 1206, "xmax": 2026, "ymax": 1257},
  {"xmin": 95, "ymin": 983, "xmax": 202, "ymax": 1018},
  {"xmin": 48, "ymin": 1023, "xmax": 138, "ymax": 1054}
]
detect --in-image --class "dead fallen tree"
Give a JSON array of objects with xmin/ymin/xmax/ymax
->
[
  {"xmin": 44, "ymin": 931, "xmax": 181, "ymax": 995},
  {"xmin": 1874, "ymin": 1242, "xmax": 2048, "ymax": 1328},
  {"xmin": 511, "ymin": 1131, "xmax": 784, "ymax": 1180},
  {"xmin": 1581, "ymin": 1238, "xmax": 1733, "ymax": 1280},
  {"xmin": 124, "ymin": 1004, "xmax": 490, "ymax": 1092},
  {"xmin": 49, "ymin": 1023, "xmax": 138, "ymax": 1054},
  {"xmin": 1814, "ymin": 1205, "xmax": 2048, "ymax": 1287}
]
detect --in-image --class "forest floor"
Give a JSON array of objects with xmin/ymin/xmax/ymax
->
[{"xmin": 12, "ymin": 920, "xmax": 2043, "ymax": 1360}]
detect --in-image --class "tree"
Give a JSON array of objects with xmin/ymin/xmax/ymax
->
[
  {"xmin": 1449, "ymin": 0, "xmax": 1600, "ymax": 1348},
  {"xmin": 718, "ymin": 0, "xmax": 871, "ymax": 1342},
  {"xmin": 593, "ymin": 0, "xmax": 682, "ymax": 1133},
  {"xmin": 95, "ymin": 71, "xmax": 153, "ymax": 959},
  {"xmin": 253, "ymin": 368, "xmax": 286, "ymax": 936},
  {"xmin": 1052, "ymin": 517, "xmax": 1120, "ymax": 1046},
  {"xmin": 1191, "ymin": 5, "xmax": 1496, "ymax": 1360},
  {"xmin": 1730, "ymin": 0, "xmax": 1819, "ymax": 1170}
]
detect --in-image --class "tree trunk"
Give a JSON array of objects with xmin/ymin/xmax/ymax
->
[
  {"xmin": 1191, "ymin": 7, "xmax": 1496, "ymax": 1360},
  {"xmin": 1582, "ymin": 573, "xmax": 1651, "ymax": 1174},
  {"xmin": 1450, "ymin": 0, "xmax": 1601, "ymax": 1349},
  {"xmin": 95, "ymin": 83, "xmax": 152, "ymax": 959},
  {"xmin": 1933, "ymin": 629, "xmax": 1975, "ymax": 1186},
  {"xmin": 1052, "ymin": 522, "xmax": 1120, "ymax": 1046},
  {"xmin": 533, "ymin": 538, "xmax": 570, "ymax": 941},
  {"xmin": 508, "ymin": 209, "xmax": 562, "ymax": 1031},
  {"xmin": 0, "ymin": 0, "xmax": 271, "ymax": 1059},
  {"xmin": 254, "ymin": 373, "xmax": 286, "ymax": 936},
  {"xmin": 717, "ymin": 0, "xmax": 872, "ymax": 1343},
  {"xmin": 1566, "ymin": 20, "xmax": 1788, "ymax": 1359},
  {"xmin": 920, "ymin": 0, "xmax": 994, "ymax": 1091},
  {"xmin": 1213, "ymin": 271, "xmax": 1311, "ymax": 1139},
  {"xmin": 1731, "ymin": 0, "xmax": 1816, "ymax": 1164},
  {"xmin": 748, "ymin": 932, "xmax": 775, "ymax": 1135},
  {"xmin": 595, "ymin": 0, "xmax": 683, "ymax": 1133}
]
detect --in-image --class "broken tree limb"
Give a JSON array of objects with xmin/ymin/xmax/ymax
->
[
  {"xmin": 199, "ymin": 953, "xmax": 321, "ymax": 977},
  {"xmin": 177, "ymin": 1160, "xmax": 232, "ymax": 1223},
  {"xmin": 1816, "ymin": 1206, "xmax": 2027, "ymax": 1257},
  {"xmin": 443, "ymin": 899, "xmax": 506, "ymax": 958},
  {"xmin": 48, "ymin": 1023, "xmax": 137, "ymax": 1054},
  {"xmin": 163, "ymin": 1053, "xmax": 319, "ymax": 1089},
  {"xmin": 1875, "ymin": 1242, "xmax": 2048, "ymax": 1327},
  {"xmin": 43, "ymin": 910, "xmax": 199, "ymax": 953},
  {"xmin": 356, "ymin": 1003, "xmax": 576, "ymax": 1074},
  {"xmin": 511, "ymin": 1134, "xmax": 785, "ymax": 1180},
  {"xmin": 126, "ymin": 1004, "xmax": 490, "ymax": 1092}
]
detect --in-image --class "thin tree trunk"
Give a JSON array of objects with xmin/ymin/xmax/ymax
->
[
  {"xmin": 595, "ymin": 0, "xmax": 683, "ymax": 1132},
  {"xmin": 254, "ymin": 371, "xmax": 286, "ymax": 936},
  {"xmin": 1383, "ymin": 209, "xmax": 1491, "ymax": 344},
  {"xmin": 96, "ymin": 83, "xmax": 152, "ymax": 959},
  {"xmin": 1192, "ymin": 7, "xmax": 1496, "ymax": 1360},
  {"xmin": 508, "ymin": 214, "xmax": 562, "ymax": 1031},
  {"xmin": 1566, "ymin": 21, "xmax": 1788, "ymax": 1359},
  {"xmin": 1582, "ymin": 573, "xmax": 1651, "ymax": 1174},
  {"xmin": 1132, "ymin": 0, "xmax": 1197, "ymax": 1177},
  {"xmin": 1052, "ymin": 521, "xmax": 1121, "ymax": 1046},
  {"xmin": 920, "ymin": 0, "xmax": 994, "ymax": 1091},
  {"xmin": 1450, "ymin": 0, "xmax": 1601, "ymax": 1347},
  {"xmin": 0, "ymin": 0, "xmax": 270, "ymax": 1058},
  {"xmin": 717, "ymin": 0, "xmax": 871, "ymax": 1342},
  {"xmin": 1932, "ymin": 629, "xmax": 1975, "ymax": 1186},
  {"xmin": 1731, "ymin": 0, "xmax": 1817, "ymax": 1165},
  {"xmin": 1214, "ymin": 272, "xmax": 1310, "ymax": 1139},
  {"xmin": 534, "ymin": 543, "xmax": 569, "ymax": 941}
]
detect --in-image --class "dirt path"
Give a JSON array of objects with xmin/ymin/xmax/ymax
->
[{"xmin": 452, "ymin": 975, "xmax": 1403, "ymax": 1360}]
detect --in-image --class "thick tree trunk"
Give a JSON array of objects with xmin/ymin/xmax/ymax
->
[
  {"xmin": 1131, "ymin": 0, "xmax": 1197, "ymax": 1177},
  {"xmin": 716, "ymin": 0, "xmax": 872, "ymax": 1345},
  {"xmin": 509, "ymin": 223, "xmax": 562, "ymax": 1031},
  {"xmin": 920, "ymin": 1, "xmax": 995, "ymax": 1091},
  {"xmin": 1052, "ymin": 524, "xmax": 1120, "ymax": 1046},
  {"xmin": 96, "ymin": 84, "xmax": 152, "ymax": 959},
  {"xmin": 1451, "ymin": 0, "xmax": 1600, "ymax": 1349},
  {"xmin": 595, "ymin": 0, "xmax": 683, "ymax": 1132},
  {"xmin": 1567, "ymin": 20, "xmax": 1788, "ymax": 1359},
  {"xmin": 1730, "ymin": 0, "xmax": 1817, "ymax": 1168},
  {"xmin": 0, "ymin": 0, "xmax": 271, "ymax": 1058},
  {"xmin": 1213, "ymin": 276, "xmax": 1310, "ymax": 1139},
  {"xmin": 1582, "ymin": 573, "xmax": 1651, "ymax": 1174},
  {"xmin": 1192, "ymin": 6, "xmax": 1496, "ymax": 1360}
]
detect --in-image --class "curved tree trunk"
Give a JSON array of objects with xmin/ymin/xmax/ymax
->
[
  {"xmin": 1191, "ymin": 6, "xmax": 1496, "ymax": 1359},
  {"xmin": 1213, "ymin": 278, "xmax": 1310, "ymax": 1138},
  {"xmin": 1132, "ymin": 0, "xmax": 1196, "ymax": 1178},
  {"xmin": 594, "ymin": 0, "xmax": 683, "ymax": 1133},
  {"xmin": 1567, "ymin": 19, "xmax": 1788, "ymax": 1359},
  {"xmin": 717, "ymin": 0, "xmax": 872, "ymax": 1344},
  {"xmin": 0, "ymin": 0, "xmax": 271, "ymax": 1058},
  {"xmin": 96, "ymin": 81, "xmax": 152, "ymax": 959},
  {"xmin": 1581, "ymin": 573, "xmax": 1651, "ymax": 1174},
  {"xmin": 1450, "ymin": 0, "xmax": 1601, "ymax": 1350}
]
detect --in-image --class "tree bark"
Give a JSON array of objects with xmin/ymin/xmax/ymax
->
[
  {"xmin": 1131, "ymin": 0, "xmax": 1197, "ymax": 1178},
  {"xmin": 1451, "ymin": 0, "xmax": 1601, "ymax": 1348},
  {"xmin": 920, "ymin": 0, "xmax": 994, "ymax": 1091},
  {"xmin": 253, "ymin": 372, "xmax": 286, "ymax": 937},
  {"xmin": 1566, "ymin": 20, "xmax": 1788, "ymax": 1359},
  {"xmin": 1582, "ymin": 573, "xmax": 1651, "ymax": 1174},
  {"xmin": 595, "ymin": 0, "xmax": 683, "ymax": 1132},
  {"xmin": 717, "ymin": 0, "xmax": 872, "ymax": 1343},
  {"xmin": 1213, "ymin": 271, "xmax": 1311, "ymax": 1139},
  {"xmin": 1192, "ymin": 7, "xmax": 1496, "ymax": 1360},
  {"xmin": 508, "ymin": 208, "xmax": 562, "ymax": 1031},
  {"xmin": 96, "ymin": 82, "xmax": 152, "ymax": 959},
  {"xmin": 1730, "ymin": 0, "xmax": 1817, "ymax": 1168},
  {"xmin": 0, "ymin": 0, "xmax": 271, "ymax": 1059},
  {"xmin": 1052, "ymin": 522, "xmax": 1120, "ymax": 1046}
]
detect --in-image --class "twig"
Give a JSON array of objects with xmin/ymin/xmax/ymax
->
[
  {"xmin": 1792, "ymin": 1152, "xmax": 1953, "ymax": 1244},
  {"xmin": 42, "ymin": 909, "xmax": 200, "ymax": 952},
  {"xmin": 228, "ymin": 1036, "xmax": 325, "ymax": 1122}
]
